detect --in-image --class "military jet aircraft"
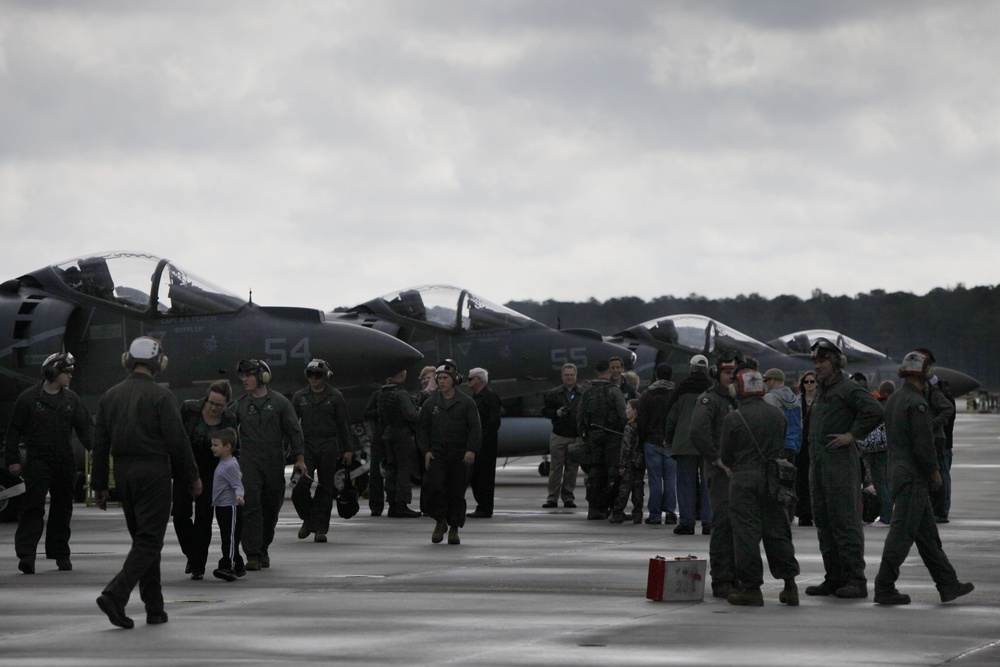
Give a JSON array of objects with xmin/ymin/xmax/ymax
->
[
  {"xmin": 605, "ymin": 314, "xmax": 813, "ymax": 383},
  {"xmin": 604, "ymin": 314, "xmax": 980, "ymax": 396},
  {"xmin": 0, "ymin": 251, "xmax": 423, "ymax": 518},
  {"xmin": 767, "ymin": 329, "xmax": 980, "ymax": 396},
  {"xmin": 328, "ymin": 284, "xmax": 636, "ymax": 457}
]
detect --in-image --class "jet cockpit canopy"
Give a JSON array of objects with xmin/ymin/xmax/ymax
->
[
  {"xmin": 767, "ymin": 329, "xmax": 888, "ymax": 362},
  {"xmin": 635, "ymin": 314, "xmax": 772, "ymax": 356},
  {"xmin": 360, "ymin": 285, "xmax": 537, "ymax": 332},
  {"xmin": 37, "ymin": 251, "xmax": 247, "ymax": 317}
]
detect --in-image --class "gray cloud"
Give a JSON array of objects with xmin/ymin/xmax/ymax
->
[{"xmin": 1, "ymin": 1, "xmax": 997, "ymax": 313}]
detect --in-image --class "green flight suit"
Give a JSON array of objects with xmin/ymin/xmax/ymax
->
[
  {"xmin": 690, "ymin": 383, "xmax": 738, "ymax": 591},
  {"xmin": 231, "ymin": 389, "xmax": 304, "ymax": 561},
  {"xmin": 874, "ymin": 382, "xmax": 962, "ymax": 597},
  {"xmin": 808, "ymin": 372, "xmax": 883, "ymax": 590},
  {"xmin": 576, "ymin": 378, "xmax": 627, "ymax": 512},
  {"xmin": 378, "ymin": 381, "xmax": 421, "ymax": 505},
  {"xmin": 721, "ymin": 397, "xmax": 799, "ymax": 590}
]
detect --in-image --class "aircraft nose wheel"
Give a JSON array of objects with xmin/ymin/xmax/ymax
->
[
  {"xmin": 0, "ymin": 469, "xmax": 25, "ymax": 522},
  {"xmin": 538, "ymin": 459, "xmax": 550, "ymax": 477}
]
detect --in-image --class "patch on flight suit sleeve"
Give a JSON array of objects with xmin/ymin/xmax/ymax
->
[
  {"xmin": 916, "ymin": 404, "xmax": 927, "ymax": 413},
  {"xmin": 701, "ymin": 396, "xmax": 710, "ymax": 405}
]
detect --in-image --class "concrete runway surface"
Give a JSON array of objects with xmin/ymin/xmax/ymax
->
[{"xmin": 2, "ymin": 413, "xmax": 998, "ymax": 666}]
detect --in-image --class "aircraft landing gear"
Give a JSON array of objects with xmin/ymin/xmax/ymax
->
[{"xmin": 538, "ymin": 457, "xmax": 550, "ymax": 477}]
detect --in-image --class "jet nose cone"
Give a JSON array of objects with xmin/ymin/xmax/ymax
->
[
  {"xmin": 319, "ymin": 322, "xmax": 423, "ymax": 386},
  {"xmin": 935, "ymin": 367, "xmax": 981, "ymax": 396}
]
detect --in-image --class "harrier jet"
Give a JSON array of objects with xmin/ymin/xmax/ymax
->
[
  {"xmin": 0, "ymin": 251, "xmax": 423, "ymax": 518},
  {"xmin": 768, "ymin": 329, "xmax": 980, "ymax": 396},
  {"xmin": 328, "ymin": 284, "xmax": 636, "ymax": 458}
]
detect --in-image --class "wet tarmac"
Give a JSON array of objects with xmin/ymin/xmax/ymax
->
[{"xmin": 1, "ymin": 412, "xmax": 998, "ymax": 666}]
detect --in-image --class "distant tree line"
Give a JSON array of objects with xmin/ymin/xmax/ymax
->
[{"xmin": 506, "ymin": 284, "xmax": 998, "ymax": 391}]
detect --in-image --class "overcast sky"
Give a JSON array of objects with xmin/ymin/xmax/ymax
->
[{"xmin": 1, "ymin": 1, "xmax": 997, "ymax": 315}]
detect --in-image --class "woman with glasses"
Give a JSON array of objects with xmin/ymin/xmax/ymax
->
[{"xmin": 795, "ymin": 372, "xmax": 819, "ymax": 527}]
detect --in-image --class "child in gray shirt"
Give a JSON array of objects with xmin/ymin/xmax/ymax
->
[{"xmin": 211, "ymin": 428, "xmax": 244, "ymax": 581}]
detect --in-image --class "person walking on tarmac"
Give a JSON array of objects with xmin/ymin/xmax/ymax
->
[
  {"xmin": 873, "ymin": 349, "xmax": 974, "ymax": 606},
  {"xmin": 378, "ymin": 369, "xmax": 421, "ymax": 518},
  {"xmin": 292, "ymin": 359, "xmax": 353, "ymax": 543},
  {"xmin": 174, "ymin": 379, "xmax": 237, "ymax": 580},
  {"xmin": 805, "ymin": 338, "xmax": 882, "ymax": 600},
  {"xmin": 721, "ymin": 365, "xmax": 800, "ymax": 607},
  {"xmin": 92, "ymin": 337, "xmax": 201, "ymax": 629},
  {"xmin": 690, "ymin": 352, "xmax": 740, "ymax": 599},
  {"xmin": 232, "ymin": 359, "xmax": 306, "ymax": 570},
  {"xmin": 417, "ymin": 364, "xmax": 481, "ymax": 545},
  {"xmin": 576, "ymin": 360, "xmax": 627, "ymax": 520},
  {"xmin": 5, "ymin": 352, "xmax": 93, "ymax": 575}
]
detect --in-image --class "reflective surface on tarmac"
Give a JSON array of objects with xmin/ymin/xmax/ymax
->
[{"xmin": 2, "ymin": 413, "xmax": 998, "ymax": 666}]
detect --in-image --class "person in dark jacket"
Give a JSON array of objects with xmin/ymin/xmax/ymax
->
[
  {"xmin": 417, "ymin": 365, "xmax": 481, "ymax": 545},
  {"xmin": 93, "ymin": 337, "xmax": 201, "ymax": 629},
  {"xmin": 664, "ymin": 355, "xmax": 713, "ymax": 535},
  {"xmin": 873, "ymin": 349, "xmax": 973, "ymax": 606},
  {"xmin": 5, "ymin": 352, "xmax": 93, "ymax": 575},
  {"xmin": 466, "ymin": 367, "xmax": 502, "ymax": 519},
  {"xmin": 173, "ymin": 380, "xmax": 237, "ymax": 579},
  {"xmin": 609, "ymin": 356, "xmax": 637, "ymax": 402},
  {"xmin": 364, "ymin": 386, "xmax": 392, "ymax": 517},
  {"xmin": 804, "ymin": 338, "xmax": 882, "ymax": 600},
  {"xmin": 795, "ymin": 370, "xmax": 819, "ymax": 526},
  {"xmin": 638, "ymin": 363, "xmax": 675, "ymax": 524},
  {"xmin": 292, "ymin": 359, "xmax": 352, "ymax": 543},
  {"xmin": 541, "ymin": 363, "xmax": 584, "ymax": 509},
  {"xmin": 378, "ymin": 369, "xmax": 421, "ymax": 518},
  {"xmin": 721, "ymin": 366, "xmax": 799, "ymax": 607}
]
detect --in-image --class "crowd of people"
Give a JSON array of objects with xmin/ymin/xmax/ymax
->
[
  {"xmin": 542, "ymin": 343, "xmax": 973, "ymax": 607},
  {"xmin": 3, "ymin": 335, "xmax": 974, "ymax": 629}
]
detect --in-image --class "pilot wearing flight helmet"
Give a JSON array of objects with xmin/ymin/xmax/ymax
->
[{"xmin": 5, "ymin": 352, "xmax": 93, "ymax": 575}]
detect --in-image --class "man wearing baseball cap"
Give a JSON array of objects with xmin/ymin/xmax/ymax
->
[{"xmin": 663, "ymin": 354, "xmax": 713, "ymax": 535}]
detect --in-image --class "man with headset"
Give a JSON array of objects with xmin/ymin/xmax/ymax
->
[
  {"xmin": 805, "ymin": 338, "xmax": 883, "ymax": 600},
  {"xmin": 873, "ymin": 348, "xmax": 973, "ymax": 605},
  {"xmin": 231, "ymin": 359, "xmax": 305, "ymax": 570},
  {"xmin": 92, "ymin": 337, "xmax": 200, "ymax": 628},
  {"xmin": 5, "ymin": 352, "xmax": 93, "ymax": 575},
  {"xmin": 689, "ymin": 352, "xmax": 740, "ymax": 598},
  {"xmin": 292, "ymin": 359, "xmax": 352, "ymax": 543}
]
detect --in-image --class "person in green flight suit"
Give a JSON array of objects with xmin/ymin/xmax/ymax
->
[
  {"xmin": 804, "ymin": 338, "xmax": 882, "ymax": 600},
  {"xmin": 690, "ymin": 352, "xmax": 740, "ymax": 599},
  {"xmin": 873, "ymin": 348, "xmax": 974, "ymax": 605},
  {"xmin": 721, "ymin": 365, "xmax": 800, "ymax": 607}
]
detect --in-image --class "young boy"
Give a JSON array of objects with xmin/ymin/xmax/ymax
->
[
  {"xmin": 210, "ymin": 428, "xmax": 245, "ymax": 582},
  {"xmin": 611, "ymin": 399, "xmax": 646, "ymax": 524}
]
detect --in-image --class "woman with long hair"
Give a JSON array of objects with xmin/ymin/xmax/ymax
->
[{"xmin": 795, "ymin": 371, "xmax": 818, "ymax": 526}]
